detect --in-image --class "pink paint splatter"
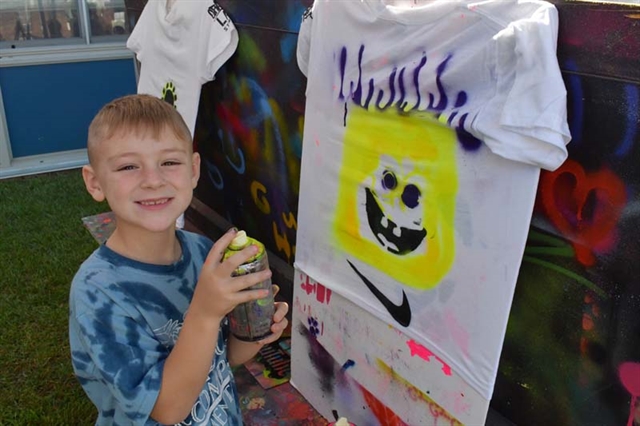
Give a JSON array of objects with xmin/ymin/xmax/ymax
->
[
  {"xmin": 442, "ymin": 390, "xmax": 471, "ymax": 416},
  {"xmin": 301, "ymin": 277, "xmax": 315, "ymax": 295},
  {"xmin": 407, "ymin": 340, "xmax": 452, "ymax": 376},
  {"xmin": 443, "ymin": 309, "xmax": 470, "ymax": 357},
  {"xmin": 619, "ymin": 362, "xmax": 640, "ymax": 426},
  {"xmin": 317, "ymin": 282, "xmax": 332, "ymax": 304},
  {"xmin": 300, "ymin": 276, "xmax": 332, "ymax": 304}
]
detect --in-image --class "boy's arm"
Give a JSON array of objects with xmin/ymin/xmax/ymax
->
[
  {"xmin": 150, "ymin": 230, "xmax": 271, "ymax": 425},
  {"xmin": 227, "ymin": 294, "xmax": 289, "ymax": 367},
  {"xmin": 149, "ymin": 310, "xmax": 222, "ymax": 424},
  {"xmin": 227, "ymin": 334, "xmax": 263, "ymax": 367}
]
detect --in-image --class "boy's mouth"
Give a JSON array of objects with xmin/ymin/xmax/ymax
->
[{"xmin": 137, "ymin": 198, "xmax": 171, "ymax": 206}]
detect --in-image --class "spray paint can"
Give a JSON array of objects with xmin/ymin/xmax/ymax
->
[{"xmin": 224, "ymin": 230, "xmax": 275, "ymax": 341}]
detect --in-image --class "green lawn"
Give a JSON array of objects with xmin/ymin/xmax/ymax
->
[{"xmin": 0, "ymin": 170, "xmax": 108, "ymax": 424}]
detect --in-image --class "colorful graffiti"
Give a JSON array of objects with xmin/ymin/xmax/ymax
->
[
  {"xmin": 192, "ymin": 1, "xmax": 640, "ymax": 425},
  {"xmin": 291, "ymin": 272, "xmax": 488, "ymax": 425},
  {"xmin": 194, "ymin": 1, "xmax": 311, "ymax": 265},
  {"xmin": 538, "ymin": 159, "xmax": 627, "ymax": 267},
  {"xmin": 493, "ymin": 47, "xmax": 640, "ymax": 426},
  {"xmin": 619, "ymin": 362, "xmax": 640, "ymax": 426},
  {"xmin": 294, "ymin": 315, "xmax": 465, "ymax": 426}
]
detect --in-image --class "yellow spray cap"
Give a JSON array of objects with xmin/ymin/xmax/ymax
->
[{"xmin": 229, "ymin": 230, "xmax": 250, "ymax": 250}]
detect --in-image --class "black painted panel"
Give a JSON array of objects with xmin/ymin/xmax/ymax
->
[
  {"xmin": 190, "ymin": 2, "xmax": 640, "ymax": 425},
  {"xmin": 493, "ymin": 74, "xmax": 640, "ymax": 426},
  {"xmin": 194, "ymin": 24, "xmax": 304, "ymax": 266},
  {"xmin": 554, "ymin": 1, "xmax": 640, "ymax": 82},
  {"xmin": 218, "ymin": 0, "xmax": 312, "ymax": 32}
]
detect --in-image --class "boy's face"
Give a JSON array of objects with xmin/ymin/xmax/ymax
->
[{"xmin": 82, "ymin": 126, "xmax": 200, "ymax": 234}]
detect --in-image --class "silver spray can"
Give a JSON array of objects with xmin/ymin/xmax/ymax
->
[{"xmin": 224, "ymin": 230, "xmax": 275, "ymax": 341}]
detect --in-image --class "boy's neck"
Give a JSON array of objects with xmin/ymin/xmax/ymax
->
[{"xmin": 106, "ymin": 226, "xmax": 182, "ymax": 265}]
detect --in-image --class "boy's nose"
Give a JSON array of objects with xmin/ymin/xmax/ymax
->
[{"xmin": 140, "ymin": 167, "xmax": 165, "ymax": 188}]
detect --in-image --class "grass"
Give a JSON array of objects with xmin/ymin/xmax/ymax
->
[{"xmin": 0, "ymin": 169, "xmax": 109, "ymax": 424}]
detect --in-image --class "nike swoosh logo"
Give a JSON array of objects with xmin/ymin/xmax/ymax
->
[{"xmin": 347, "ymin": 260, "xmax": 411, "ymax": 327}]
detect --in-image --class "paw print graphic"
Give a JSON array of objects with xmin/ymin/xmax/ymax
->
[
  {"xmin": 161, "ymin": 82, "xmax": 177, "ymax": 107},
  {"xmin": 307, "ymin": 316, "xmax": 320, "ymax": 337}
]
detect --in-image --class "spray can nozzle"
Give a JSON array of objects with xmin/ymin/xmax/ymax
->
[{"xmin": 229, "ymin": 230, "xmax": 250, "ymax": 250}]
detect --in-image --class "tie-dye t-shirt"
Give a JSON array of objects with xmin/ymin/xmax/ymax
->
[{"xmin": 69, "ymin": 230, "xmax": 242, "ymax": 426}]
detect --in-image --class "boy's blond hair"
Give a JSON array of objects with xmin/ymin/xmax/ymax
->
[{"xmin": 87, "ymin": 94, "xmax": 192, "ymax": 164}]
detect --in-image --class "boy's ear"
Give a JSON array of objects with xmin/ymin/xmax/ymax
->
[
  {"xmin": 82, "ymin": 165, "xmax": 106, "ymax": 202},
  {"xmin": 191, "ymin": 152, "xmax": 201, "ymax": 189}
]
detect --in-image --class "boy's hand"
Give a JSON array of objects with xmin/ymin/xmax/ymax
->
[
  {"xmin": 255, "ymin": 284, "xmax": 289, "ymax": 346},
  {"xmin": 190, "ymin": 228, "xmax": 272, "ymax": 324}
]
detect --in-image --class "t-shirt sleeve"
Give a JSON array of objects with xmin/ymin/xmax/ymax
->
[
  {"xmin": 296, "ymin": 3, "xmax": 315, "ymax": 78},
  {"xmin": 201, "ymin": 1, "xmax": 238, "ymax": 82},
  {"xmin": 72, "ymin": 301, "xmax": 166, "ymax": 425},
  {"xmin": 125, "ymin": 2, "xmax": 151, "ymax": 63},
  {"xmin": 472, "ymin": 3, "xmax": 571, "ymax": 171}
]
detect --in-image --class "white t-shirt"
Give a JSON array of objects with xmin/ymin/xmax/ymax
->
[
  {"xmin": 294, "ymin": 0, "xmax": 570, "ymax": 399},
  {"xmin": 127, "ymin": 0, "xmax": 238, "ymax": 135}
]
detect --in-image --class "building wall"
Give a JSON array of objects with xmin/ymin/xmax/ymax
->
[{"xmin": 0, "ymin": 59, "xmax": 136, "ymax": 158}]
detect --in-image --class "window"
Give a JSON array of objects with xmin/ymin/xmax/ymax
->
[
  {"xmin": 86, "ymin": 0, "xmax": 129, "ymax": 43},
  {"xmin": 0, "ymin": 0, "xmax": 130, "ymax": 50}
]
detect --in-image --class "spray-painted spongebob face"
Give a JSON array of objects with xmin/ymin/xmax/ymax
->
[
  {"xmin": 333, "ymin": 107, "xmax": 458, "ymax": 290},
  {"xmin": 362, "ymin": 155, "xmax": 427, "ymax": 255}
]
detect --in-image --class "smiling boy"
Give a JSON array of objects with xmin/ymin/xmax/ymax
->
[{"xmin": 69, "ymin": 94, "xmax": 288, "ymax": 425}]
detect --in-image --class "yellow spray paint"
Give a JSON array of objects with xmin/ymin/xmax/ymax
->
[
  {"xmin": 333, "ymin": 107, "xmax": 458, "ymax": 289},
  {"xmin": 376, "ymin": 359, "xmax": 463, "ymax": 425}
]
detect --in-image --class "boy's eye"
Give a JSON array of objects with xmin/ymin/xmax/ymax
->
[
  {"xmin": 117, "ymin": 165, "xmax": 137, "ymax": 171},
  {"xmin": 163, "ymin": 160, "xmax": 181, "ymax": 166}
]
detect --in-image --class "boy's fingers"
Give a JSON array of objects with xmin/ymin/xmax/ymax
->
[
  {"xmin": 258, "ymin": 329, "xmax": 282, "ymax": 345},
  {"xmin": 257, "ymin": 318, "xmax": 289, "ymax": 345},
  {"xmin": 273, "ymin": 301, "xmax": 289, "ymax": 321},
  {"xmin": 204, "ymin": 227, "xmax": 238, "ymax": 267},
  {"xmin": 231, "ymin": 270, "xmax": 272, "ymax": 292},
  {"xmin": 256, "ymin": 334, "xmax": 276, "ymax": 346},
  {"xmin": 238, "ymin": 288, "xmax": 270, "ymax": 305},
  {"xmin": 275, "ymin": 317, "xmax": 289, "ymax": 332},
  {"xmin": 272, "ymin": 284, "xmax": 280, "ymax": 297},
  {"xmin": 220, "ymin": 245, "xmax": 262, "ymax": 275}
]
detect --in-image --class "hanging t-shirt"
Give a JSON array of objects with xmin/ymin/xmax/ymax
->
[
  {"xmin": 294, "ymin": 0, "xmax": 570, "ymax": 399},
  {"xmin": 126, "ymin": 0, "xmax": 238, "ymax": 135}
]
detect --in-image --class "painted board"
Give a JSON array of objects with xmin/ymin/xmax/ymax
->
[
  {"xmin": 294, "ymin": 0, "xmax": 569, "ymax": 400},
  {"xmin": 291, "ymin": 270, "xmax": 489, "ymax": 425}
]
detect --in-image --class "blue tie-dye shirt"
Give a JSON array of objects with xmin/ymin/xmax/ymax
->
[{"xmin": 69, "ymin": 230, "xmax": 243, "ymax": 426}]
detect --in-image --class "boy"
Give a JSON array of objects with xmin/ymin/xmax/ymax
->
[{"xmin": 69, "ymin": 94, "xmax": 289, "ymax": 425}]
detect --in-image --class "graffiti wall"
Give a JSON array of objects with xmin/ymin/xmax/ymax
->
[
  {"xmin": 492, "ymin": 2, "xmax": 640, "ymax": 426},
  {"xmin": 191, "ymin": 0, "xmax": 640, "ymax": 425},
  {"xmin": 193, "ymin": 0, "xmax": 312, "ymax": 267}
]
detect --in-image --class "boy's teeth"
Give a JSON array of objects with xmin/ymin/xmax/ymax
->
[{"xmin": 140, "ymin": 198, "xmax": 167, "ymax": 206}]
